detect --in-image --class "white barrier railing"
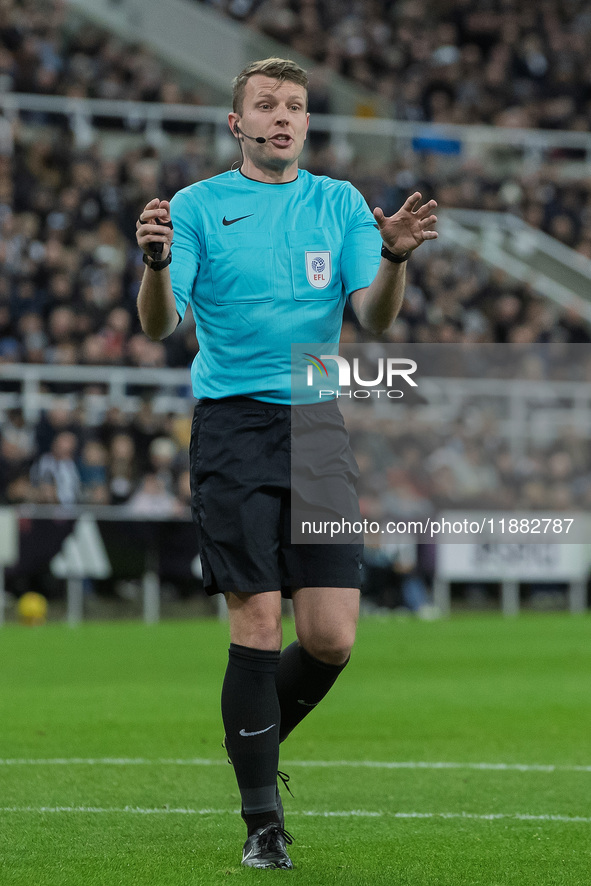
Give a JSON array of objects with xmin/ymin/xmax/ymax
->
[
  {"xmin": 0, "ymin": 364, "xmax": 192, "ymax": 424},
  {"xmin": 2, "ymin": 92, "xmax": 591, "ymax": 171},
  {"xmin": 4, "ymin": 363, "xmax": 591, "ymax": 454}
]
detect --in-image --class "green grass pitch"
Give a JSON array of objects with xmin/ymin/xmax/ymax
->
[{"xmin": 1, "ymin": 612, "xmax": 591, "ymax": 885}]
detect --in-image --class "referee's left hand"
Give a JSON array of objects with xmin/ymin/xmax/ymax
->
[{"xmin": 374, "ymin": 192, "xmax": 438, "ymax": 258}]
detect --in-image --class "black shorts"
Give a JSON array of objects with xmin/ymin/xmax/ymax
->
[{"xmin": 189, "ymin": 397, "xmax": 363, "ymax": 597}]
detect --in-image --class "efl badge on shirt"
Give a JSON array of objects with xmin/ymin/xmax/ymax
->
[{"xmin": 305, "ymin": 251, "xmax": 332, "ymax": 289}]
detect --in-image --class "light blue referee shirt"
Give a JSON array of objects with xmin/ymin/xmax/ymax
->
[{"xmin": 169, "ymin": 168, "xmax": 381, "ymax": 403}]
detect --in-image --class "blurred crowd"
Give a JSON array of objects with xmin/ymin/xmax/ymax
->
[
  {"xmin": 334, "ymin": 342, "xmax": 591, "ymax": 520},
  {"xmin": 0, "ymin": 0, "xmax": 204, "ymax": 105},
  {"xmin": 2, "ymin": 0, "xmax": 591, "ymax": 519},
  {"xmin": 6, "ymin": 0, "xmax": 591, "ymax": 132},
  {"xmin": 0, "ymin": 398, "xmax": 193, "ymax": 511},
  {"xmin": 349, "ymin": 409, "xmax": 591, "ymax": 521},
  {"xmin": 206, "ymin": 0, "xmax": 591, "ymax": 132}
]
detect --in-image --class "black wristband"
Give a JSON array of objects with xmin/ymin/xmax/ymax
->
[
  {"xmin": 381, "ymin": 244, "xmax": 410, "ymax": 263},
  {"xmin": 143, "ymin": 249, "xmax": 172, "ymax": 271},
  {"xmin": 138, "ymin": 216, "xmax": 173, "ymax": 264}
]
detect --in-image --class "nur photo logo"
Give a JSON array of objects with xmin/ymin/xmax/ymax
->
[{"xmin": 303, "ymin": 353, "xmax": 418, "ymax": 399}]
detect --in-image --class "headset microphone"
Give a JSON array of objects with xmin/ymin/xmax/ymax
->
[{"xmin": 234, "ymin": 124, "xmax": 266, "ymax": 144}]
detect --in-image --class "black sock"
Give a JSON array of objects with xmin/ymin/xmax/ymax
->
[
  {"xmin": 221, "ymin": 643, "xmax": 281, "ymax": 833},
  {"xmin": 275, "ymin": 641, "xmax": 349, "ymax": 743}
]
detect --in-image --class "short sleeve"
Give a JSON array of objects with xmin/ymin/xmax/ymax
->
[
  {"xmin": 169, "ymin": 189, "xmax": 202, "ymax": 319},
  {"xmin": 339, "ymin": 184, "xmax": 382, "ymax": 297}
]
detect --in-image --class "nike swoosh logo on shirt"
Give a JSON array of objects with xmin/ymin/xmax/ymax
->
[
  {"xmin": 223, "ymin": 214, "xmax": 254, "ymax": 226},
  {"xmin": 239, "ymin": 724, "xmax": 276, "ymax": 737}
]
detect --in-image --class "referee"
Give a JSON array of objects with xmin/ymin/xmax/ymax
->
[{"xmin": 136, "ymin": 57, "xmax": 437, "ymax": 870}]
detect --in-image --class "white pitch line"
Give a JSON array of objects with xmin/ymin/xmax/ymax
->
[
  {"xmin": 0, "ymin": 806, "xmax": 590, "ymax": 824},
  {"xmin": 1, "ymin": 758, "xmax": 590, "ymax": 773}
]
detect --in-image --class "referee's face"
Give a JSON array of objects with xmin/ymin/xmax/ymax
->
[{"xmin": 231, "ymin": 75, "xmax": 310, "ymax": 183}]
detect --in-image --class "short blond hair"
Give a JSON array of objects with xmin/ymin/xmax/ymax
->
[{"xmin": 232, "ymin": 58, "xmax": 308, "ymax": 115}]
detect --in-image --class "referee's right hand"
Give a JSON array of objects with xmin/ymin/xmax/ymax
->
[{"xmin": 136, "ymin": 198, "xmax": 173, "ymax": 260}]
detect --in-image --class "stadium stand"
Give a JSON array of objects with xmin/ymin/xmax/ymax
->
[
  {"xmin": 202, "ymin": 0, "xmax": 591, "ymax": 132},
  {"xmin": 1, "ymin": 0, "xmax": 590, "ymax": 614}
]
